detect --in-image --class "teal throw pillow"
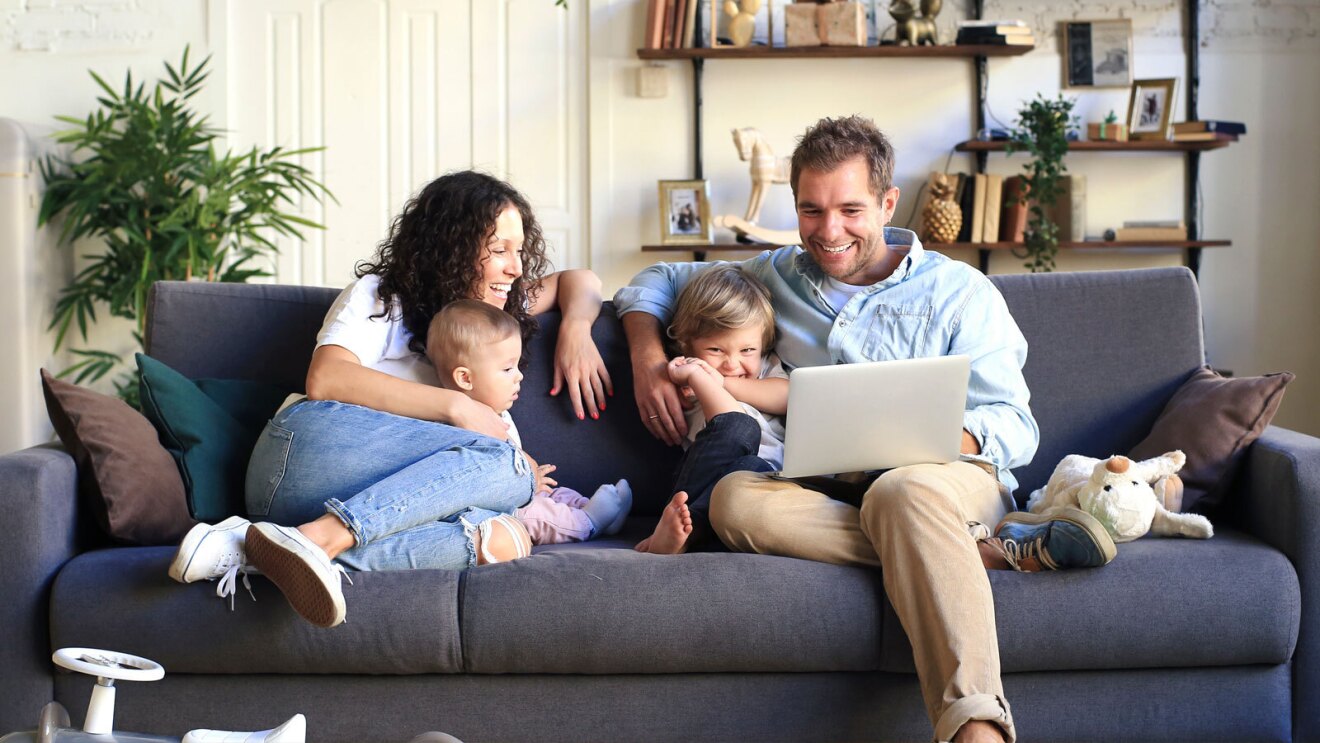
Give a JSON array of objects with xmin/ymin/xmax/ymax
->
[{"xmin": 137, "ymin": 353, "xmax": 293, "ymax": 521}]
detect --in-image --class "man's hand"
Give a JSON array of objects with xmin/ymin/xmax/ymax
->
[
  {"xmin": 634, "ymin": 355, "xmax": 689, "ymax": 446},
  {"xmin": 961, "ymin": 429, "xmax": 981, "ymax": 456},
  {"xmin": 448, "ymin": 396, "xmax": 510, "ymax": 440}
]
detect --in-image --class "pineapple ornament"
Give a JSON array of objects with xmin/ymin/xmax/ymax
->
[{"xmin": 922, "ymin": 172, "xmax": 962, "ymax": 243}]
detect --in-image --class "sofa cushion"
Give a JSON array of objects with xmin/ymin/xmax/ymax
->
[
  {"xmin": 881, "ymin": 529, "xmax": 1299, "ymax": 674},
  {"xmin": 50, "ymin": 547, "xmax": 463, "ymax": 674},
  {"xmin": 1129, "ymin": 366, "xmax": 1294, "ymax": 514},
  {"xmin": 459, "ymin": 545, "xmax": 886, "ymax": 674},
  {"xmin": 136, "ymin": 353, "xmax": 292, "ymax": 521},
  {"xmin": 40, "ymin": 369, "xmax": 195, "ymax": 545}
]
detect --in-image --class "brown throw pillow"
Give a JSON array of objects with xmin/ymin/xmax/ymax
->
[
  {"xmin": 41, "ymin": 369, "xmax": 195, "ymax": 545},
  {"xmin": 1129, "ymin": 366, "xmax": 1294, "ymax": 515}
]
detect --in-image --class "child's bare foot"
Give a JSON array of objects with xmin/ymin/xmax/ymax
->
[{"xmin": 634, "ymin": 492, "xmax": 693, "ymax": 555}]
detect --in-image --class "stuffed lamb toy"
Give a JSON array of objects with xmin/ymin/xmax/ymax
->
[{"xmin": 1025, "ymin": 451, "xmax": 1213, "ymax": 543}]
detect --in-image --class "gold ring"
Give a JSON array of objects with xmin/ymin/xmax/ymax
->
[{"xmin": 649, "ymin": 415, "xmax": 660, "ymax": 420}]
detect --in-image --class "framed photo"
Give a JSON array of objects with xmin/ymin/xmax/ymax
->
[
  {"xmin": 1061, "ymin": 19, "xmax": 1133, "ymax": 87},
  {"xmin": 1127, "ymin": 77, "xmax": 1179, "ymax": 140},
  {"xmin": 658, "ymin": 179, "xmax": 713, "ymax": 245}
]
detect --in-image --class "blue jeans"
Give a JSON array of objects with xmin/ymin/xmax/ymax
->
[
  {"xmin": 245, "ymin": 400, "xmax": 535, "ymax": 571},
  {"xmin": 674, "ymin": 411, "xmax": 777, "ymax": 550}
]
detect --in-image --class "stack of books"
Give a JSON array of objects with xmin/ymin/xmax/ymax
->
[
  {"xmin": 643, "ymin": 0, "xmax": 704, "ymax": 50},
  {"xmin": 1114, "ymin": 220, "xmax": 1187, "ymax": 241},
  {"xmin": 955, "ymin": 20, "xmax": 1034, "ymax": 47},
  {"xmin": 1171, "ymin": 120, "xmax": 1246, "ymax": 143}
]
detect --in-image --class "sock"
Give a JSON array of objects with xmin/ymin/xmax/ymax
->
[
  {"xmin": 583, "ymin": 480, "xmax": 631, "ymax": 537},
  {"xmin": 605, "ymin": 479, "xmax": 632, "ymax": 535}
]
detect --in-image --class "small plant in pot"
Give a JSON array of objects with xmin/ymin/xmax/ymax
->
[
  {"xmin": 1006, "ymin": 93, "xmax": 1077, "ymax": 273},
  {"xmin": 40, "ymin": 47, "xmax": 331, "ymax": 406}
]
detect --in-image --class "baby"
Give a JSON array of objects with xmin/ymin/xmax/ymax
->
[
  {"xmin": 636, "ymin": 264, "xmax": 788, "ymax": 555},
  {"xmin": 426, "ymin": 300, "xmax": 631, "ymax": 545}
]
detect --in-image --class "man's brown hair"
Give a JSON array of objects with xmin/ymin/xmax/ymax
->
[{"xmin": 790, "ymin": 115, "xmax": 895, "ymax": 200}]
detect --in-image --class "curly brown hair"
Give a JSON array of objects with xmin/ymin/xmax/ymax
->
[{"xmin": 356, "ymin": 170, "xmax": 550, "ymax": 355}]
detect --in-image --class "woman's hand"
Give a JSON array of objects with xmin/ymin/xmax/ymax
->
[
  {"xmin": 551, "ymin": 319, "xmax": 614, "ymax": 421},
  {"xmin": 447, "ymin": 395, "xmax": 511, "ymax": 440}
]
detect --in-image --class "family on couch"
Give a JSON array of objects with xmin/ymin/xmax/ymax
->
[{"xmin": 168, "ymin": 115, "xmax": 1120, "ymax": 743}]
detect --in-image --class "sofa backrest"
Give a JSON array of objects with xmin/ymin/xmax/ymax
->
[
  {"xmin": 990, "ymin": 267, "xmax": 1204, "ymax": 498},
  {"xmin": 145, "ymin": 266, "xmax": 1205, "ymax": 511},
  {"xmin": 144, "ymin": 281, "xmax": 681, "ymax": 516}
]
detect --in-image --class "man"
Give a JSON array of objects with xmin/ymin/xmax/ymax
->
[{"xmin": 614, "ymin": 115, "xmax": 1116, "ymax": 743}]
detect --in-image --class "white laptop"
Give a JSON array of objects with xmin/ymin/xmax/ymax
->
[{"xmin": 778, "ymin": 355, "xmax": 971, "ymax": 478}]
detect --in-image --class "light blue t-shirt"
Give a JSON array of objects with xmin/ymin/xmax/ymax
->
[{"xmin": 613, "ymin": 227, "xmax": 1039, "ymax": 493}]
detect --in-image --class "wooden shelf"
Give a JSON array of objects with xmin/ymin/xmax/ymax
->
[
  {"xmin": 932, "ymin": 240, "xmax": 1232, "ymax": 250},
  {"xmin": 956, "ymin": 138, "xmax": 1237, "ymax": 153},
  {"xmin": 644, "ymin": 240, "xmax": 1231, "ymax": 253},
  {"xmin": 637, "ymin": 44, "xmax": 1033, "ymax": 60}
]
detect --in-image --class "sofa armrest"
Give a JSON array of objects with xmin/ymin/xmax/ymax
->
[
  {"xmin": 0, "ymin": 445, "xmax": 82, "ymax": 732},
  {"xmin": 1235, "ymin": 425, "xmax": 1320, "ymax": 742}
]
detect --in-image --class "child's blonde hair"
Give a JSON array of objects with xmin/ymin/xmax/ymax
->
[
  {"xmin": 426, "ymin": 299, "xmax": 521, "ymax": 375},
  {"xmin": 668, "ymin": 265, "xmax": 775, "ymax": 354}
]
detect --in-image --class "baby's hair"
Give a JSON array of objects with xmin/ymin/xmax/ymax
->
[
  {"xmin": 426, "ymin": 299, "xmax": 522, "ymax": 375},
  {"xmin": 668, "ymin": 264, "xmax": 776, "ymax": 354}
]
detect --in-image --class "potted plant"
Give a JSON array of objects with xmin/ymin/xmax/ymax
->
[
  {"xmin": 40, "ymin": 47, "xmax": 331, "ymax": 406},
  {"xmin": 1006, "ymin": 93, "xmax": 1077, "ymax": 273}
]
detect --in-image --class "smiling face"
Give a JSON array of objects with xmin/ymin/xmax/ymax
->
[
  {"xmin": 474, "ymin": 205, "xmax": 526, "ymax": 309},
  {"xmin": 686, "ymin": 323, "xmax": 767, "ymax": 379},
  {"xmin": 459, "ymin": 332, "xmax": 524, "ymax": 414},
  {"xmin": 795, "ymin": 156, "xmax": 901, "ymax": 286}
]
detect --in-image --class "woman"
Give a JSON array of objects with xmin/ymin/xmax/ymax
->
[{"xmin": 172, "ymin": 171, "xmax": 611, "ymax": 628}]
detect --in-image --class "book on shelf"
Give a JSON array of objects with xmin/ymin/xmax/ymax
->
[
  {"xmin": 955, "ymin": 30, "xmax": 1035, "ymax": 46},
  {"xmin": 999, "ymin": 175, "xmax": 1028, "ymax": 243},
  {"xmin": 956, "ymin": 173, "xmax": 974, "ymax": 243},
  {"xmin": 682, "ymin": 0, "xmax": 699, "ymax": 48},
  {"xmin": 969, "ymin": 173, "xmax": 988, "ymax": 243},
  {"xmin": 957, "ymin": 19, "xmax": 1029, "ymax": 30},
  {"xmin": 1114, "ymin": 226, "xmax": 1188, "ymax": 241},
  {"xmin": 981, "ymin": 174, "xmax": 1003, "ymax": 246},
  {"xmin": 1123, "ymin": 219, "xmax": 1185, "ymax": 229},
  {"xmin": 1041, "ymin": 175, "xmax": 1086, "ymax": 243},
  {"xmin": 645, "ymin": 0, "xmax": 665, "ymax": 49},
  {"xmin": 1173, "ymin": 120, "xmax": 1247, "ymax": 136},
  {"xmin": 1171, "ymin": 131, "xmax": 1238, "ymax": 143}
]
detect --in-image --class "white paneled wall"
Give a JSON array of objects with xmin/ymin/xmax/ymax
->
[{"xmin": 218, "ymin": 0, "xmax": 587, "ymax": 288}]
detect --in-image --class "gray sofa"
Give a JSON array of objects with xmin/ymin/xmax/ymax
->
[{"xmin": 1, "ymin": 266, "xmax": 1315, "ymax": 742}]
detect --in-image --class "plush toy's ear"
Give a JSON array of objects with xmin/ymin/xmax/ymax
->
[{"xmin": 1153, "ymin": 474, "xmax": 1184, "ymax": 513}]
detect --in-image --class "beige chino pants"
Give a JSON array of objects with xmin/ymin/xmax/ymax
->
[{"xmin": 710, "ymin": 461, "xmax": 1015, "ymax": 743}]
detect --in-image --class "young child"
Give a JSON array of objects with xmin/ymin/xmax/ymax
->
[
  {"xmin": 635, "ymin": 264, "xmax": 788, "ymax": 555},
  {"xmin": 426, "ymin": 300, "xmax": 631, "ymax": 545}
]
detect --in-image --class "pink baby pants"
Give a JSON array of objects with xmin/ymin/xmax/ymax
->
[{"xmin": 514, "ymin": 487, "xmax": 594, "ymax": 544}]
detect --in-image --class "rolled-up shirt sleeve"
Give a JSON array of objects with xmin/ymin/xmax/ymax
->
[
  {"xmin": 953, "ymin": 280, "xmax": 1039, "ymax": 474},
  {"xmin": 612, "ymin": 259, "xmax": 730, "ymax": 324}
]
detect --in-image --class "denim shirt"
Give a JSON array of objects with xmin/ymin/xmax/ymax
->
[{"xmin": 613, "ymin": 227, "xmax": 1039, "ymax": 493}]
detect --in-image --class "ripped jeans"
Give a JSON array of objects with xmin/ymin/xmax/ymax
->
[{"xmin": 245, "ymin": 399, "xmax": 535, "ymax": 571}]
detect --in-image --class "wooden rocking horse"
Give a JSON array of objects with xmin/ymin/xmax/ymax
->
[{"xmin": 714, "ymin": 127, "xmax": 800, "ymax": 245}]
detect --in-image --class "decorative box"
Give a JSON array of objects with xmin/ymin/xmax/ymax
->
[{"xmin": 1088, "ymin": 121, "xmax": 1129, "ymax": 142}]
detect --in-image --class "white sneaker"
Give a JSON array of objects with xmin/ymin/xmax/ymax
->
[
  {"xmin": 244, "ymin": 523, "xmax": 350, "ymax": 628},
  {"xmin": 183, "ymin": 713, "xmax": 306, "ymax": 743},
  {"xmin": 169, "ymin": 516, "xmax": 252, "ymax": 584}
]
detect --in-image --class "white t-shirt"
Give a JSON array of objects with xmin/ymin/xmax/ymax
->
[
  {"xmin": 820, "ymin": 275, "xmax": 868, "ymax": 313},
  {"xmin": 683, "ymin": 353, "xmax": 789, "ymax": 469},
  {"xmin": 278, "ymin": 275, "xmax": 439, "ymax": 414}
]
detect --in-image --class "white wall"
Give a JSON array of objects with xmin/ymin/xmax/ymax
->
[
  {"xmin": 589, "ymin": 0, "xmax": 1320, "ymax": 437},
  {"xmin": 2, "ymin": 0, "xmax": 1317, "ymax": 452},
  {"xmin": 0, "ymin": 0, "xmax": 212, "ymax": 452}
]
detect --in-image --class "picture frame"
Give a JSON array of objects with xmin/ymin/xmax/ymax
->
[
  {"xmin": 658, "ymin": 179, "xmax": 713, "ymax": 245},
  {"xmin": 1127, "ymin": 77, "xmax": 1179, "ymax": 140},
  {"xmin": 1061, "ymin": 19, "xmax": 1133, "ymax": 88}
]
